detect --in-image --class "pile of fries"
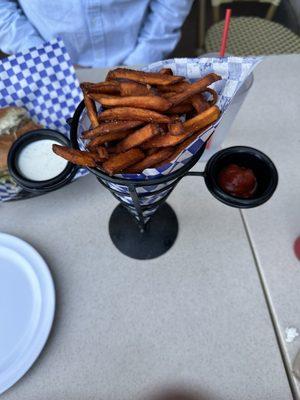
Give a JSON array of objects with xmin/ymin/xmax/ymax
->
[{"xmin": 53, "ymin": 68, "xmax": 221, "ymax": 175}]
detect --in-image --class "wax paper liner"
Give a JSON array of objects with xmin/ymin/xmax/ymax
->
[
  {"xmin": 77, "ymin": 56, "xmax": 262, "ymax": 222},
  {"xmin": 0, "ymin": 38, "xmax": 84, "ymax": 202}
]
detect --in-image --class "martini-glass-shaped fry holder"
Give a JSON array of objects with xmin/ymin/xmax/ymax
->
[{"xmin": 70, "ymin": 101, "xmax": 278, "ymax": 260}]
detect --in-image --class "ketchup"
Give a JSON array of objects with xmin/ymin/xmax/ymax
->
[{"xmin": 218, "ymin": 163, "xmax": 257, "ymax": 198}]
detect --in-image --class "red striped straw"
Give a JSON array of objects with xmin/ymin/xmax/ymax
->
[{"xmin": 219, "ymin": 9, "xmax": 232, "ymax": 57}]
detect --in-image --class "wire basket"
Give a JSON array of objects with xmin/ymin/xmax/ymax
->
[
  {"xmin": 69, "ymin": 100, "xmax": 212, "ymax": 259},
  {"xmin": 70, "ymin": 101, "xmax": 208, "ymax": 231}
]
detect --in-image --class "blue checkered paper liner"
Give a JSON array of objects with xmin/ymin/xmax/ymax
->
[
  {"xmin": 114, "ymin": 186, "xmax": 173, "ymax": 206},
  {"xmin": 125, "ymin": 206, "xmax": 159, "ymax": 224},
  {"xmin": 77, "ymin": 56, "xmax": 262, "ymax": 222},
  {"xmin": 102, "ymin": 179, "xmax": 177, "ymax": 196},
  {"xmin": 0, "ymin": 38, "xmax": 84, "ymax": 202}
]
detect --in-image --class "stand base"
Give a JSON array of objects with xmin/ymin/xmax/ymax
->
[{"xmin": 109, "ymin": 203, "xmax": 178, "ymax": 260}]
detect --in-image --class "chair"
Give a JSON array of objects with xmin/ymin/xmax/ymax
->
[{"xmin": 204, "ymin": 0, "xmax": 300, "ymax": 55}]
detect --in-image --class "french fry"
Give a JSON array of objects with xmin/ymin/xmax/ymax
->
[
  {"xmin": 83, "ymin": 93, "xmax": 99, "ymax": 129},
  {"xmin": 87, "ymin": 130, "xmax": 132, "ymax": 148},
  {"xmin": 204, "ymin": 87, "xmax": 218, "ymax": 105},
  {"xmin": 161, "ymin": 91, "xmax": 178, "ymax": 99},
  {"xmin": 169, "ymin": 73, "xmax": 221, "ymax": 106},
  {"xmin": 82, "ymin": 120, "xmax": 143, "ymax": 139},
  {"xmin": 98, "ymin": 107, "xmax": 171, "ymax": 124},
  {"xmin": 102, "ymin": 148, "xmax": 145, "ymax": 175},
  {"xmin": 80, "ymin": 81, "xmax": 120, "ymax": 94},
  {"xmin": 78, "ymin": 69, "xmax": 223, "ymax": 175},
  {"xmin": 97, "ymin": 146, "xmax": 109, "ymax": 160},
  {"xmin": 116, "ymin": 123, "xmax": 162, "ymax": 153},
  {"xmin": 89, "ymin": 95, "xmax": 172, "ymax": 112},
  {"xmin": 157, "ymin": 81, "xmax": 189, "ymax": 93},
  {"xmin": 53, "ymin": 144, "xmax": 97, "ymax": 167},
  {"xmin": 166, "ymin": 102, "xmax": 193, "ymax": 114},
  {"xmin": 80, "ymin": 82, "xmax": 90, "ymax": 91},
  {"xmin": 142, "ymin": 106, "xmax": 220, "ymax": 148},
  {"xmin": 160, "ymin": 124, "xmax": 169, "ymax": 133},
  {"xmin": 168, "ymin": 121, "xmax": 184, "ymax": 136},
  {"xmin": 107, "ymin": 146, "xmax": 119, "ymax": 154},
  {"xmin": 169, "ymin": 114, "xmax": 181, "ymax": 121},
  {"xmin": 154, "ymin": 131, "xmax": 205, "ymax": 166},
  {"xmin": 190, "ymin": 94, "xmax": 210, "ymax": 114},
  {"xmin": 174, "ymin": 132, "xmax": 203, "ymax": 155},
  {"xmin": 106, "ymin": 68, "xmax": 184, "ymax": 86},
  {"xmin": 146, "ymin": 148, "xmax": 158, "ymax": 155},
  {"xmin": 87, "ymin": 92, "xmax": 109, "ymax": 103},
  {"xmin": 159, "ymin": 68, "xmax": 174, "ymax": 75},
  {"xmin": 119, "ymin": 81, "xmax": 152, "ymax": 96},
  {"xmin": 183, "ymin": 105, "xmax": 220, "ymax": 133},
  {"xmin": 126, "ymin": 148, "xmax": 174, "ymax": 173}
]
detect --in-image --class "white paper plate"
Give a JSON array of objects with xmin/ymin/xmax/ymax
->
[{"xmin": 0, "ymin": 233, "xmax": 55, "ymax": 395}]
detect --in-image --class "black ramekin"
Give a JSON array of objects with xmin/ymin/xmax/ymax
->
[
  {"xmin": 7, "ymin": 129, "xmax": 78, "ymax": 193},
  {"xmin": 204, "ymin": 146, "xmax": 279, "ymax": 208}
]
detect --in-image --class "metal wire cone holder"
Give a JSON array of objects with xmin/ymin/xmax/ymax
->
[{"xmin": 70, "ymin": 101, "xmax": 278, "ymax": 260}]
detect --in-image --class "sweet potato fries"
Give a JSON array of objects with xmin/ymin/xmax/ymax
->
[{"xmin": 53, "ymin": 67, "xmax": 221, "ymax": 175}]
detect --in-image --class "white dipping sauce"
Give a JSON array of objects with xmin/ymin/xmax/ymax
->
[{"xmin": 18, "ymin": 139, "xmax": 68, "ymax": 181}]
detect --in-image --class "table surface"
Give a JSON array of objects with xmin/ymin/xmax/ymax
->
[
  {"xmin": 225, "ymin": 54, "xmax": 300, "ymax": 398},
  {"xmin": 0, "ymin": 55, "xmax": 299, "ymax": 400}
]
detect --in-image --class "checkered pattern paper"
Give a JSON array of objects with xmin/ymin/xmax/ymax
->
[
  {"xmin": 77, "ymin": 56, "xmax": 262, "ymax": 222},
  {"xmin": 0, "ymin": 38, "xmax": 83, "ymax": 202}
]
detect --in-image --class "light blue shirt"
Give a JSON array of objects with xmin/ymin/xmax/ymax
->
[{"xmin": 0, "ymin": 0, "xmax": 193, "ymax": 67}]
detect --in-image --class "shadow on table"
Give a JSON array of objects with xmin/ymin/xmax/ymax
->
[{"xmin": 142, "ymin": 387, "xmax": 218, "ymax": 400}]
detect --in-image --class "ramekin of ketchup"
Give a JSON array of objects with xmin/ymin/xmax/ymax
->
[
  {"xmin": 218, "ymin": 163, "xmax": 257, "ymax": 198},
  {"xmin": 204, "ymin": 146, "xmax": 278, "ymax": 208}
]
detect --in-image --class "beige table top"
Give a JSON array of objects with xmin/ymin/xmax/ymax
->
[
  {"xmin": 225, "ymin": 54, "xmax": 300, "ymax": 398},
  {"xmin": 0, "ymin": 58, "xmax": 296, "ymax": 400}
]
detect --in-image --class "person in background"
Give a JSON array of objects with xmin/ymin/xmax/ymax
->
[{"xmin": 0, "ymin": 0, "xmax": 193, "ymax": 67}]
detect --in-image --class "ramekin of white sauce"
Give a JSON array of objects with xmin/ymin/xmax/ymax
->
[
  {"xmin": 18, "ymin": 139, "xmax": 68, "ymax": 181},
  {"xmin": 8, "ymin": 129, "xmax": 77, "ymax": 193}
]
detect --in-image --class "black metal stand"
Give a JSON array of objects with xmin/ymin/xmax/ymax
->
[
  {"xmin": 69, "ymin": 100, "xmax": 209, "ymax": 260},
  {"xmin": 109, "ymin": 203, "xmax": 178, "ymax": 259},
  {"xmin": 70, "ymin": 101, "xmax": 278, "ymax": 260}
]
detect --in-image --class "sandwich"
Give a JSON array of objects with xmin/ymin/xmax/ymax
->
[{"xmin": 0, "ymin": 106, "xmax": 41, "ymax": 183}]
